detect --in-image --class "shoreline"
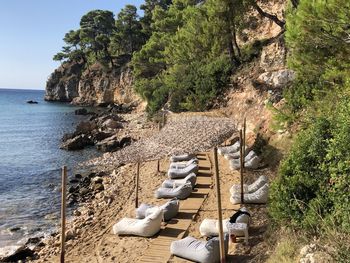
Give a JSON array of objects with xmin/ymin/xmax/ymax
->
[{"xmin": 0, "ymin": 101, "xmax": 153, "ymax": 262}]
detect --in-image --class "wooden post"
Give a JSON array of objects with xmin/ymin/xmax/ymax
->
[
  {"xmin": 162, "ymin": 112, "xmax": 166, "ymax": 127},
  {"xmin": 157, "ymin": 122, "xmax": 161, "ymax": 173},
  {"xmin": 213, "ymin": 147, "xmax": 226, "ymax": 263},
  {"xmin": 60, "ymin": 166, "xmax": 67, "ymax": 263},
  {"xmin": 243, "ymin": 117, "xmax": 246, "ymax": 163},
  {"xmin": 135, "ymin": 162, "xmax": 140, "ymax": 208},
  {"xmin": 239, "ymin": 130, "xmax": 244, "ymax": 205}
]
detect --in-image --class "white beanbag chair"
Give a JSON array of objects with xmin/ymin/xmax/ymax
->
[
  {"xmin": 170, "ymin": 235, "xmax": 228, "ymax": 263},
  {"xmin": 169, "ymin": 158, "xmax": 198, "ymax": 169},
  {"xmin": 136, "ymin": 199, "xmax": 180, "ymax": 221},
  {"xmin": 168, "ymin": 163, "xmax": 198, "ymax": 179},
  {"xmin": 162, "ymin": 173, "xmax": 197, "ymax": 188},
  {"xmin": 135, "ymin": 203, "xmax": 154, "ymax": 219},
  {"xmin": 155, "ymin": 182, "xmax": 192, "ymax": 199},
  {"xmin": 229, "ymin": 151, "xmax": 260, "ymax": 170},
  {"xmin": 218, "ymin": 141, "xmax": 240, "ymax": 155},
  {"xmin": 230, "ymin": 183, "xmax": 269, "ymax": 204},
  {"xmin": 229, "ymin": 175, "xmax": 268, "ymax": 195},
  {"xmin": 224, "ymin": 146, "xmax": 248, "ymax": 160},
  {"xmin": 170, "ymin": 153, "xmax": 196, "ymax": 162},
  {"xmin": 199, "ymin": 219, "xmax": 229, "ymax": 237},
  {"xmin": 113, "ymin": 208, "xmax": 163, "ymax": 237}
]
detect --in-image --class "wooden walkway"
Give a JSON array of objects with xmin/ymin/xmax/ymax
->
[{"xmin": 138, "ymin": 153, "xmax": 212, "ymax": 263}]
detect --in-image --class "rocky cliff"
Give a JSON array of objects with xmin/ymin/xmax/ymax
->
[{"xmin": 45, "ymin": 56, "xmax": 140, "ymax": 106}]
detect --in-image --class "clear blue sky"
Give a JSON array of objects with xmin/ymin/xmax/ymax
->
[{"xmin": 0, "ymin": 0, "xmax": 145, "ymax": 90}]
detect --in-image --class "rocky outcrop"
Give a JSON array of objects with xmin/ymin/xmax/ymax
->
[
  {"xmin": 257, "ymin": 69, "xmax": 295, "ymax": 88},
  {"xmin": 45, "ymin": 56, "xmax": 141, "ymax": 106}
]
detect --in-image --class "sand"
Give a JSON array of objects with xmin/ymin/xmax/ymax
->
[{"xmin": 32, "ymin": 112, "xmax": 275, "ymax": 263}]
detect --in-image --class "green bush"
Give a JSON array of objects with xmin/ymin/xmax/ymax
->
[
  {"xmin": 269, "ymin": 93, "xmax": 350, "ymax": 234},
  {"xmin": 284, "ymin": 0, "xmax": 350, "ymax": 114}
]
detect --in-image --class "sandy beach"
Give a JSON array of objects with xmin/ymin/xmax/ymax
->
[{"xmin": 31, "ymin": 113, "xmax": 276, "ymax": 262}]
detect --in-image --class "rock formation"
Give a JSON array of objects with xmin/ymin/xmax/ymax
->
[{"xmin": 45, "ymin": 55, "xmax": 140, "ymax": 106}]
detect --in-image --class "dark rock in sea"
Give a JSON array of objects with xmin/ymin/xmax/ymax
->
[
  {"xmin": 88, "ymin": 172, "xmax": 96, "ymax": 178},
  {"xmin": 96, "ymin": 139, "xmax": 120, "ymax": 153},
  {"xmin": 96, "ymin": 171, "xmax": 107, "ymax": 177},
  {"xmin": 60, "ymin": 134, "xmax": 93, "ymax": 151},
  {"xmin": 79, "ymin": 187, "xmax": 89, "ymax": 195},
  {"xmin": 61, "ymin": 132, "xmax": 76, "ymax": 142},
  {"xmin": 74, "ymin": 108, "xmax": 88, "ymax": 115},
  {"xmin": 0, "ymin": 245, "xmax": 35, "ymax": 262},
  {"xmin": 26, "ymin": 100, "xmax": 38, "ymax": 104},
  {"xmin": 68, "ymin": 186, "xmax": 78, "ymax": 194},
  {"xmin": 93, "ymin": 183, "xmax": 104, "ymax": 192},
  {"xmin": 75, "ymin": 121, "xmax": 97, "ymax": 134},
  {"xmin": 81, "ymin": 177, "xmax": 91, "ymax": 188},
  {"xmin": 92, "ymin": 130, "xmax": 115, "ymax": 142},
  {"xmin": 96, "ymin": 102, "xmax": 110, "ymax": 107},
  {"xmin": 93, "ymin": 177, "xmax": 103, "ymax": 184},
  {"xmin": 120, "ymin": 136, "xmax": 132, "ymax": 148},
  {"xmin": 75, "ymin": 173, "xmax": 83, "ymax": 179},
  {"xmin": 9, "ymin": 227, "xmax": 21, "ymax": 232},
  {"xmin": 102, "ymin": 119, "xmax": 123, "ymax": 129},
  {"xmin": 95, "ymin": 134, "xmax": 121, "ymax": 152},
  {"xmin": 25, "ymin": 237, "xmax": 42, "ymax": 246},
  {"xmin": 69, "ymin": 178, "xmax": 80, "ymax": 184}
]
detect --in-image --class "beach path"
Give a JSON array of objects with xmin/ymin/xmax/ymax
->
[{"xmin": 138, "ymin": 153, "xmax": 212, "ymax": 263}]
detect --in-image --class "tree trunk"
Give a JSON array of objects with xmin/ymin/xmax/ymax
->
[
  {"xmin": 290, "ymin": 0, "xmax": 299, "ymax": 8},
  {"xmin": 253, "ymin": 2, "xmax": 285, "ymax": 28},
  {"xmin": 232, "ymin": 23, "xmax": 241, "ymax": 58}
]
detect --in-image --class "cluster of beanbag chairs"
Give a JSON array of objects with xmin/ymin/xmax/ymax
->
[
  {"xmin": 229, "ymin": 175, "xmax": 269, "ymax": 204},
  {"xmin": 171, "ymin": 208, "xmax": 250, "ymax": 262},
  {"xmin": 155, "ymin": 153, "xmax": 198, "ymax": 200},
  {"xmin": 218, "ymin": 141, "xmax": 261, "ymax": 170},
  {"xmin": 113, "ymin": 153, "xmax": 198, "ymax": 238}
]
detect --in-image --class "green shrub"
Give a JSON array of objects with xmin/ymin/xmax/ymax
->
[{"xmin": 269, "ymin": 93, "xmax": 350, "ymax": 234}]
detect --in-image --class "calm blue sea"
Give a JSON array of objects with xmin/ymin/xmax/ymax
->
[{"xmin": 0, "ymin": 88, "xmax": 98, "ymax": 254}]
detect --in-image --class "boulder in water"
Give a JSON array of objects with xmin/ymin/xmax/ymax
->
[
  {"xmin": 26, "ymin": 100, "xmax": 38, "ymax": 104},
  {"xmin": 60, "ymin": 134, "xmax": 93, "ymax": 151},
  {"xmin": 0, "ymin": 245, "xmax": 35, "ymax": 262}
]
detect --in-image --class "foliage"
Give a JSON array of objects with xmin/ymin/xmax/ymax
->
[
  {"xmin": 132, "ymin": 0, "xmax": 238, "ymax": 114},
  {"xmin": 269, "ymin": 90, "xmax": 350, "ymax": 234},
  {"xmin": 284, "ymin": 0, "xmax": 350, "ymax": 112},
  {"xmin": 111, "ymin": 5, "xmax": 145, "ymax": 56}
]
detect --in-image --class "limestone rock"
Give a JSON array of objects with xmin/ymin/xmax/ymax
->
[
  {"xmin": 102, "ymin": 119, "xmax": 122, "ymax": 129},
  {"xmin": 74, "ymin": 108, "xmax": 88, "ymax": 115},
  {"xmin": 257, "ymin": 69, "xmax": 295, "ymax": 88},
  {"xmin": 76, "ymin": 121, "xmax": 97, "ymax": 134},
  {"xmin": 60, "ymin": 135, "xmax": 93, "ymax": 151},
  {"xmin": 45, "ymin": 56, "xmax": 141, "ymax": 106}
]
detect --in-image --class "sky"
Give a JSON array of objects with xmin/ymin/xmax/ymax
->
[{"xmin": 0, "ymin": 0, "xmax": 145, "ymax": 90}]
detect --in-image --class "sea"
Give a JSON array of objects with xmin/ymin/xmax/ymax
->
[{"xmin": 0, "ymin": 88, "xmax": 99, "ymax": 256}]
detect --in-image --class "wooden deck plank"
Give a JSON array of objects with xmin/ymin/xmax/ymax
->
[{"xmin": 138, "ymin": 153, "xmax": 212, "ymax": 263}]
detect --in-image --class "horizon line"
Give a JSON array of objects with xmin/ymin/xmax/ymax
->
[{"xmin": 0, "ymin": 87, "xmax": 45, "ymax": 91}]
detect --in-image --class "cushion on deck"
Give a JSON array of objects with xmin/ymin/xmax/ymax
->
[
  {"xmin": 224, "ymin": 146, "xmax": 248, "ymax": 160},
  {"xmin": 135, "ymin": 203, "xmax": 155, "ymax": 219},
  {"xmin": 170, "ymin": 153, "xmax": 196, "ymax": 162},
  {"xmin": 162, "ymin": 173, "xmax": 197, "ymax": 188},
  {"xmin": 217, "ymin": 141, "xmax": 240, "ymax": 155},
  {"xmin": 168, "ymin": 163, "xmax": 199, "ymax": 179},
  {"xmin": 229, "ymin": 175, "xmax": 268, "ymax": 195},
  {"xmin": 155, "ymin": 182, "xmax": 193, "ymax": 199},
  {"xmin": 112, "ymin": 208, "xmax": 163, "ymax": 237},
  {"xmin": 169, "ymin": 158, "xmax": 198, "ymax": 169},
  {"xmin": 230, "ymin": 183, "xmax": 269, "ymax": 204},
  {"xmin": 170, "ymin": 235, "xmax": 228, "ymax": 263}
]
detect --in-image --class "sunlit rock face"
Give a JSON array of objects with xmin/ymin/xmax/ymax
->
[{"xmin": 45, "ymin": 57, "xmax": 140, "ymax": 106}]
